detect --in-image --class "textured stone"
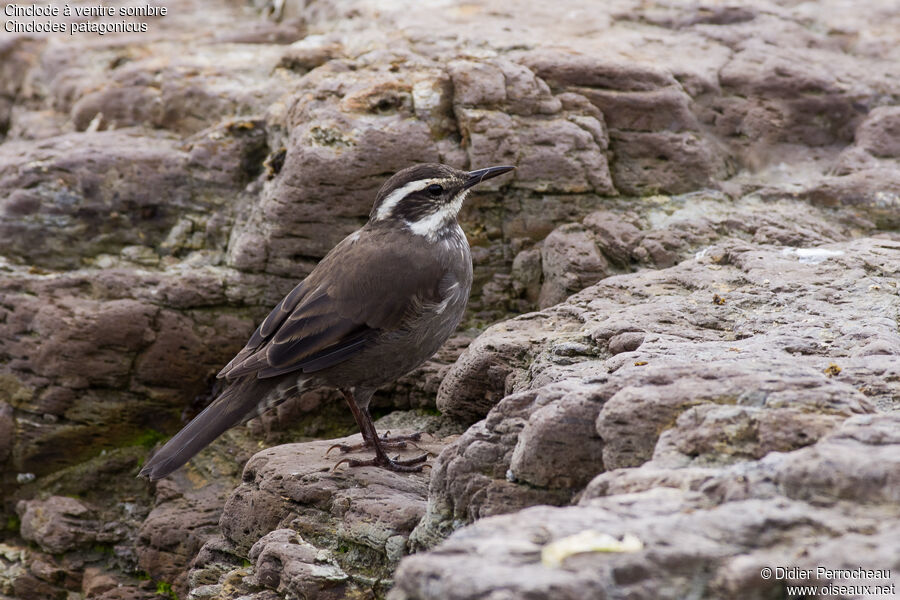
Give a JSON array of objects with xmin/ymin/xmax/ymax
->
[
  {"xmin": 0, "ymin": 130, "xmax": 258, "ymax": 270},
  {"xmin": 538, "ymin": 224, "xmax": 610, "ymax": 308},
  {"xmin": 2, "ymin": 0, "xmax": 899, "ymax": 599},
  {"xmin": 582, "ymin": 211, "xmax": 642, "ymax": 267},
  {"xmin": 249, "ymin": 530, "xmax": 350, "ymax": 600},
  {"xmin": 448, "ymin": 57, "xmax": 613, "ymax": 195},
  {"xmin": 412, "ymin": 384, "xmax": 583, "ymax": 550},
  {"xmin": 0, "ymin": 402, "xmax": 13, "ymax": 464},
  {"xmin": 17, "ymin": 496, "xmax": 123, "ymax": 554},
  {"xmin": 415, "ymin": 236, "xmax": 895, "ymax": 553},
  {"xmin": 137, "ymin": 476, "xmax": 235, "ymax": 593},
  {"xmin": 436, "ymin": 312, "xmax": 581, "ymax": 423},
  {"xmin": 393, "ymin": 416, "xmax": 900, "ymax": 600},
  {"xmin": 201, "ymin": 431, "xmax": 452, "ymax": 598},
  {"xmin": 795, "ymin": 169, "xmax": 900, "ymax": 230},
  {"xmin": 81, "ymin": 567, "xmax": 118, "ymax": 598},
  {"xmin": 0, "ymin": 268, "xmax": 256, "ymax": 476}
]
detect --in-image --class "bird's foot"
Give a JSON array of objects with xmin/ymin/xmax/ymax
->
[
  {"xmin": 326, "ymin": 431, "xmax": 423, "ymax": 456},
  {"xmin": 332, "ymin": 452, "xmax": 429, "ymax": 473}
]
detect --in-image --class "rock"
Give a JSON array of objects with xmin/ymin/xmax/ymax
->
[
  {"xmin": 582, "ymin": 211, "xmax": 642, "ymax": 268},
  {"xmin": 411, "ymin": 384, "xmax": 583, "ymax": 550},
  {"xmin": 0, "ymin": 402, "xmax": 13, "ymax": 464},
  {"xmin": 17, "ymin": 496, "xmax": 121, "ymax": 554},
  {"xmin": 597, "ymin": 361, "xmax": 872, "ymax": 470},
  {"xmin": 0, "ymin": 129, "xmax": 258, "ymax": 270},
  {"xmin": 93, "ymin": 586, "xmax": 160, "ymax": 600},
  {"xmin": 0, "ymin": 37, "xmax": 44, "ymax": 141},
  {"xmin": 610, "ymin": 130, "xmax": 730, "ymax": 195},
  {"xmin": 278, "ymin": 39, "xmax": 344, "ymax": 74},
  {"xmin": 510, "ymin": 248, "xmax": 542, "ymax": 306},
  {"xmin": 606, "ymin": 331, "xmax": 644, "ymax": 355},
  {"xmin": 509, "ymin": 388, "xmax": 605, "ymax": 488},
  {"xmin": 137, "ymin": 474, "xmax": 235, "ymax": 594},
  {"xmin": 199, "ymin": 431, "xmax": 452, "ymax": 598},
  {"xmin": 414, "ymin": 236, "xmax": 895, "ymax": 553},
  {"xmin": 854, "ymin": 106, "xmax": 900, "ymax": 158},
  {"xmin": 0, "ymin": 543, "xmax": 29, "ymax": 597},
  {"xmin": 52, "ymin": 35, "xmax": 285, "ymax": 135},
  {"xmin": 436, "ymin": 312, "xmax": 583, "ymax": 424},
  {"xmin": 0, "ymin": 268, "xmax": 256, "ymax": 476},
  {"xmin": 81, "ymin": 567, "xmax": 118, "ymax": 598},
  {"xmin": 27, "ymin": 552, "xmax": 80, "ymax": 590},
  {"xmin": 795, "ymin": 169, "xmax": 900, "ymax": 230},
  {"xmin": 448, "ymin": 57, "xmax": 614, "ymax": 195},
  {"xmin": 518, "ymin": 48, "xmax": 731, "ymax": 195},
  {"xmin": 717, "ymin": 41, "xmax": 863, "ymax": 146},
  {"xmin": 538, "ymin": 224, "xmax": 610, "ymax": 308},
  {"xmin": 249, "ymin": 529, "xmax": 350, "ymax": 600},
  {"xmin": 392, "ymin": 416, "xmax": 900, "ymax": 600},
  {"xmin": 12, "ymin": 571, "xmax": 68, "ymax": 600},
  {"xmin": 2, "ymin": 0, "xmax": 899, "ymax": 598}
]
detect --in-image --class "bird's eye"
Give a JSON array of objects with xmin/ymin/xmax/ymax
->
[{"xmin": 426, "ymin": 184, "xmax": 443, "ymax": 196}]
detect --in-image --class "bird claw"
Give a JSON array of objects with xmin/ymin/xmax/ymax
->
[
  {"xmin": 331, "ymin": 457, "xmax": 353, "ymax": 472},
  {"xmin": 330, "ymin": 452, "xmax": 430, "ymax": 473},
  {"xmin": 390, "ymin": 452, "xmax": 428, "ymax": 466},
  {"xmin": 325, "ymin": 443, "xmax": 351, "ymax": 456}
]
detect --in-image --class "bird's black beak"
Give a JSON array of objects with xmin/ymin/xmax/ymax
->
[{"xmin": 464, "ymin": 165, "xmax": 516, "ymax": 189}]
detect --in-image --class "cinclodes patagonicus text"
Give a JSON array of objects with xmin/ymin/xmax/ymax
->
[{"xmin": 140, "ymin": 163, "xmax": 515, "ymax": 478}]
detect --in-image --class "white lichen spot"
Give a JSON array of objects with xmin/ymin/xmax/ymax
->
[
  {"xmin": 412, "ymin": 80, "xmax": 443, "ymax": 113},
  {"xmin": 287, "ymin": 33, "xmax": 328, "ymax": 51},
  {"xmin": 874, "ymin": 190, "xmax": 900, "ymax": 208},
  {"xmin": 781, "ymin": 247, "xmax": 845, "ymax": 264}
]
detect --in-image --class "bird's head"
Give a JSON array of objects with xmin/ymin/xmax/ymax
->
[{"xmin": 370, "ymin": 163, "xmax": 515, "ymax": 238}]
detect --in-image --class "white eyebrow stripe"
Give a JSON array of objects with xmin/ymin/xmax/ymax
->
[{"xmin": 373, "ymin": 177, "xmax": 453, "ymax": 221}]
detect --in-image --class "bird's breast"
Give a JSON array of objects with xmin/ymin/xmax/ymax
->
[{"xmin": 439, "ymin": 223, "xmax": 472, "ymax": 274}]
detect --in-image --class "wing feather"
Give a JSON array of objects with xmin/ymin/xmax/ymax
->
[
  {"xmin": 266, "ymin": 318, "xmax": 368, "ymax": 369},
  {"xmin": 218, "ymin": 224, "xmax": 446, "ymax": 382}
]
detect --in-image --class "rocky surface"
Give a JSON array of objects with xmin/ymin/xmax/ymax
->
[
  {"xmin": 184, "ymin": 431, "xmax": 452, "ymax": 600},
  {"xmin": 1, "ymin": 0, "xmax": 899, "ymax": 599},
  {"xmin": 392, "ymin": 413, "xmax": 900, "ymax": 600},
  {"xmin": 397, "ymin": 236, "xmax": 900, "ymax": 596}
]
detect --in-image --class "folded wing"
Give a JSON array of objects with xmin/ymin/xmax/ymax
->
[{"xmin": 218, "ymin": 226, "xmax": 444, "ymax": 381}]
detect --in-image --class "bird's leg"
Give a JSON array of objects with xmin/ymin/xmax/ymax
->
[
  {"xmin": 326, "ymin": 390, "xmax": 423, "ymax": 455},
  {"xmin": 331, "ymin": 389, "xmax": 428, "ymax": 472}
]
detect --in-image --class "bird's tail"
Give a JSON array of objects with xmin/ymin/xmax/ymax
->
[{"xmin": 138, "ymin": 376, "xmax": 289, "ymax": 481}]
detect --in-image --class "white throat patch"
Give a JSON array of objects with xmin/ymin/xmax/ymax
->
[{"xmin": 407, "ymin": 190, "xmax": 468, "ymax": 240}]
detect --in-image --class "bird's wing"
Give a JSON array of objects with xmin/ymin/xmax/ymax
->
[{"xmin": 218, "ymin": 226, "xmax": 446, "ymax": 381}]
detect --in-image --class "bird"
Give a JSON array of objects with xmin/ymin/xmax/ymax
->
[{"xmin": 139, "ymin": 162, "xmax": 515, "ymax": 479}]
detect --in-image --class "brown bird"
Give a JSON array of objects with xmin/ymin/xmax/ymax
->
[{"xmin": 139, "ymin": 163, "xmax": 515, "ymax": 479}]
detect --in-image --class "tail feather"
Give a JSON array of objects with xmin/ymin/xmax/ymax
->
[{"xmin": 139, "ymin": 377, "xmax": 282, "ymax": 481}]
